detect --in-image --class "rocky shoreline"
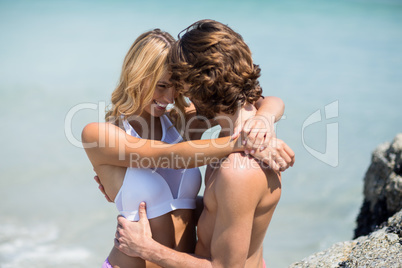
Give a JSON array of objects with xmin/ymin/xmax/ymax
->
[{"xmin": 289, "ymin": 134, "xmax": 402, "ymax": 268}]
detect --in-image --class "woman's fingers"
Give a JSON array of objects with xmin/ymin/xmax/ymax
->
[
  {"xmin": 277, "ymin": 146, "xmax": 292, "ymax": 166},
  {"xmin": 245, "ymin": 130, "xmax": 265, "ymax": 154},
  {"xmin": 283, "ymin": 143, "xmax": 295, "ymax": 166},
  {"xmin": 251, "ymin": 138, "xmax": 295, "ymax": 172}
]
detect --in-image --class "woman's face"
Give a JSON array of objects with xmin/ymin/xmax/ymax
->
[{"xmin": 143, "ymin": 72, "xmax": 176, "ymax": 118}]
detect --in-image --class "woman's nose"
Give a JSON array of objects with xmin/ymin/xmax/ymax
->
[{"xmin": 163, "ymin": 87, "xmax": 175, "ymax": 104}]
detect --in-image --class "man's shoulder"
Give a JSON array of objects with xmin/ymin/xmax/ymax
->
[
  {"xmin": 211, "ymin": 152, "xmax": 281, "ymax": 210},
  {"xmin": 214, "ymin": 152, "xmax": 269, "ymax": 187},
  {"xmin": 214, "ymin": 152, "xmax": 281, "ymax": 189},
  {"xmin": 220, "ymin": 152, "xmax": 263, "ymax": 172}
]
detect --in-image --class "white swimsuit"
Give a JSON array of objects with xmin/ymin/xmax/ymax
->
[{"xmin": 114, "ymin": 114, "xmax": 202, "ymax": 221}]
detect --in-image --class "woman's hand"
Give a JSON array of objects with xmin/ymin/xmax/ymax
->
[
  {"xmin": 250, "ymin": 138, "xmax": 295, "ymax": 172},
  {"xmin": 233, "ymin": 114, "xmax": 276, "ymax": 155},
  {"xmin": 94, "ymin": 175, "xmax": 113, "ymax": 203}
]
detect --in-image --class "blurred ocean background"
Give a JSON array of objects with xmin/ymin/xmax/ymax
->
[{"xmin": 1, "ymin": 0, "xmax": 401, "ymax": 267}]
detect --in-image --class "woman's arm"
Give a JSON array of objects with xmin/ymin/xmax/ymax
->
[
  {"xmin": 255, "ymin": 95, "xmax": 284, "ymax": 123},
  {"xmin": 177, "ymin": 96, "xmax": 292, "ymax": 171},
  {"xmin": 82, "ymin": 122, "xmax": 241, "ymax": 170},
  {"xmin": 234, "ymin": 96, "xmax": 285, "ymax": 154},
  {"xmin": 184, "ymin": 96, "xmax": 285, "ymax": 142},
  {"xmin": 82, "ymin": 96, "xmax": 290, "ymax": 170}
]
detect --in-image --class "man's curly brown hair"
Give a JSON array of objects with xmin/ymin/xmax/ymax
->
[{"xmin": 168, "ymin": 19, "xmax": 262, "ymax": 119}]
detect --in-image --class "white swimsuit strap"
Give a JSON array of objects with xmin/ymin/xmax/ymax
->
[
  {"xmin": 160, "ymin": 114, "xmax": 173, "ymax": 141},
  {"xmin": 122, "ymin": 118, "xmax": 131, "ymax": 134},
  {"xmin": 121, "ymin": 116, "xmax": 141, "ymax": 138},
  {"xmin": 160, "ymin": 114, "xmax": 183, "ymax": 144},
  {"xmin": 160, "ymin": 114, "xmax": 171, "ymax": 129},
  {"xmin": 122, "ymin": 115, "xmax": 169, "ymax": 140}
]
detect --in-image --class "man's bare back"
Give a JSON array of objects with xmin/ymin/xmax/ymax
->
[{"xmin": 195, "ymin": 152, "xmax": 281, "ymax": 267}]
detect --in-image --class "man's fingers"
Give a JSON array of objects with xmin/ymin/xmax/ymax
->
[
  {"xmin": 117, "ymin": 215, "xmax": 128, "ymax": 228},
  {"xmin": 114, "ymin": 238, "xmax": 120, "ymax": 248},
  {"xmin": 115, "ymin": 217, "xmax": 123, "ymax": 248},
  {"xmin": 115, "ymin": 229, "xmax": 120, "ymax": 240},
  {"xmin": 138, "ymin": 202, "xmax": 148, "ymax": 221},
  {"xmin": 114, "ymin": 237, "xmax": 126, "ymax": 254}
]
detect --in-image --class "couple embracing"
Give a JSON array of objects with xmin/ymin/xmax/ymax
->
[{"xmin": 83, "ymin": 19, "xmax": 295, "ymax": 268}]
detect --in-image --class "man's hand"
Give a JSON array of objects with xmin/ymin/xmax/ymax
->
[
  {"xmin": 114, "ymin": 202, "xmax": 152, "ymax": 258},
  {"xmin": 94, "ymin": 175, "xmax": 113, "ymax": 203},
  {"xmin": 251, "ymin": 138, "xmax": 295, "ymax": 172}
]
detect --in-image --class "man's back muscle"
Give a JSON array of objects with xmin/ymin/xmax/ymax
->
[{"xmin": 195, "ymin": 152, "xmax": 281, "ymax": 267}]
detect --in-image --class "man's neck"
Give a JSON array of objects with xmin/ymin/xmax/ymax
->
[{"xmin": 215, "ymin": 102, "xmax": 256, "ymax": 136}]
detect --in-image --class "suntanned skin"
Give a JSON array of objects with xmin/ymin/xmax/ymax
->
[
  {"xmin": 102, "ymin": 18, "xmax": 294, "ymax": 266},
  {"xmin": 83, "ymin": 75, "xmax": 243, "ymax": 268},
  {"xmin": 84, "ymin": 76, "xmax": 202, "ymax": 268},
  {"xmin": 83, "ymin": 88, "xmax": 292, "ymax": 267},
  {"xmin": 90, "ymin": 115, "xmax": 200, "ymax": 268},
  {"xmin": 196, "ymin": 104, "xmax": 282, "ymax": 267},
  {"xmin": 195, "ymin": 149, "xmax": 281, "ymax": 267},
  {"xmin": 114, "ymin": 103, "xmax": 292, "ymax": 267}
]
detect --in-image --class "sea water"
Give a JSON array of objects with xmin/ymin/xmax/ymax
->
[{"xmin": 1, "ymin": 0, "xmax": 401, "ymax": 267}]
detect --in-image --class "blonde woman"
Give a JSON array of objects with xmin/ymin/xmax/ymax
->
[{"xmin": 82, "ymin": 29, "xmax": 293, "ymax": 268}]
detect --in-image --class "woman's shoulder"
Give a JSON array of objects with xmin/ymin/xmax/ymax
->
[{"xmin": 81, "ymin": 122, "xmax": 122, "ymax": 142}]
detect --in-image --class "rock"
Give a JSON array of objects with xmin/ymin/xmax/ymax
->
[
  {"xmin": 289, "ymin": 134, "xmax": 402, "ymax": 268},
  {"xmin": 345, "ymin": 213, "xmax": 402, "ymax": 268},
  {"xmin": 354, "ymin": 133, "xmax": 402, "ymax": 238},
  {"xmin": 289, "ymin": 211, "xmax": 402, "ymax": 268},
  {"xmin": 288, "ymin": 241, "xmax": 357, "ymax": 268}
]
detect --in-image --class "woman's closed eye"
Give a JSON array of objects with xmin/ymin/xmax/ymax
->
[
  {"xmin": 157, "ymin": 83, "xmax": 172, "ymax": 90},
  {"xmin": 157, "ymin": 84, "xmax": 167, "ymax": 89}
]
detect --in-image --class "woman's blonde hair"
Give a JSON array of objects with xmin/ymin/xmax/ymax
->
[{"xmin": 105, "ymin": 29, "xmax": 188, "ymax": 133}]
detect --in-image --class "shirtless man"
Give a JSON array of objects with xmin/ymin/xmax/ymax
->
[{"xmin": 114, "ymin": 19, "xmax": 295, "ymax": 268}]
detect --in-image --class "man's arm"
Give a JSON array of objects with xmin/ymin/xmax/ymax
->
[
  {"xmin": 237, "ymin": 96, "xmax": 284, "ymax": 153},
  {"xmin": 115, "ymin": 203, "xmax": 213, "ymax": 268},
  {"xmin": 207, "ymin": 164, "xmax": 263, "ymax": 267},
  {"xmin": 115, "ymin": 163, "xmax": 266, "ymax": 268}
]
